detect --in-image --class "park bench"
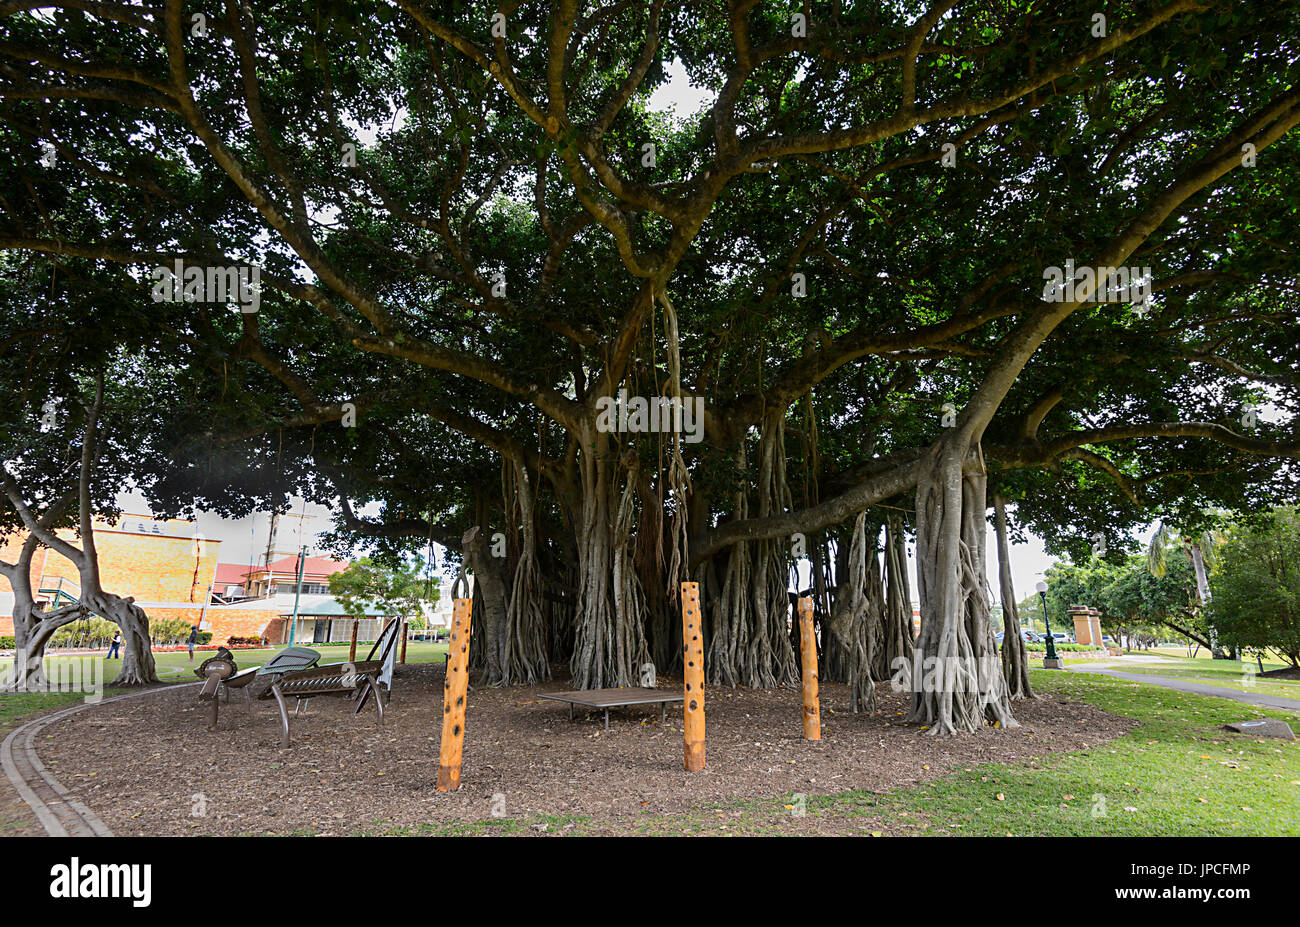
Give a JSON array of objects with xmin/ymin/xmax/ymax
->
[
  {"xmin": 194, "ymin": 647, "xmax": 289, "ymax": 730},
  {"xmin": 217, "ymin": 666, "xmax": 260, "ymax": 707},
  {"xmin": 538, "ymin": 687, "xmax": 683, "ymax": 731},
  {"xmin": 259, "ymin": 621, "xmax": 402, "ymax": 748}
]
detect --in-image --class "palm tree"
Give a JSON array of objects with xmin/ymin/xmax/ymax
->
[{"xmin": 1146, "ymin": 520, "xmax": 1228, "ymax": 656}]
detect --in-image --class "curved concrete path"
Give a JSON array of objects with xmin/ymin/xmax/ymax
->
[
  {"xmin": 1, "ymin": 684, "xmax": 189, "ymax": 836},
  {"xmin": 1067, "ymin": 662, "xmax": 1300, "ymax": 712}
]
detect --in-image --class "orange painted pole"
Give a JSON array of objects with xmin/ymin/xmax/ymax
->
[
  {"xmin": 349, "ymin": 620, "xmax": 358, "ymax": 663},
  {"xmin": 680, "ymin": 582, "xmax": 705, "ymax": 771},
  {"xmin": 436, "ymin": 598, "xmax": 473, "ymax": 791},
  {"xmin": 400, "ymin": 621, "xmax": 408, "ymax": 664},
  {"xmin": 797, "ymin": 596, "xmax": 821, "ymax": 740}
]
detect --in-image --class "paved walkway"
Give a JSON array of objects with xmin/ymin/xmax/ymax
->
[
  {"xmin": 1068, "ymin": 661, "xmax": 1300, "ymax": 712},
  {"xmin": 1, "ymin": 684, "xmax": 189, "ymax": 836}
]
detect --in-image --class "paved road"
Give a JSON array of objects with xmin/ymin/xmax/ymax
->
[{"xmin": 1068, "ymin": 663, "xmax": 1300, "ymax": 712}]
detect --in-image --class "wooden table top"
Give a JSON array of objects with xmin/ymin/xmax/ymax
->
[{"xmin": 537, "ymin": 688, "xmax": 684, "ymax": 708}]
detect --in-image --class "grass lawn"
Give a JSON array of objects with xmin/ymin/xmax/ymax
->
[
  {"xmin": 818, "ymin": 670, "xmax": 1298, "ymax": 836},
  {"xmin": 1105, "ymin": 657, "xmax": 1300, "ymax": 700}
]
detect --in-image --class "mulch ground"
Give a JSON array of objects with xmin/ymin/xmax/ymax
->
[
  {"xmin": 1262, "ymin": 666, "xmax": 1300, "ymax": 680},
  {"xmin": 38, "ymin": 663, "xmax": 1133, "ymax": 836}
]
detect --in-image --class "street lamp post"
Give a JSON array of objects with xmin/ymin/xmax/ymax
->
[
  {"xmin": 1035, "ymin": 581, "xmax": 1063, "ymax": 669},
  {"xmin": 288, "ymin": 545, "xmax": 307, "ymax": 646}
]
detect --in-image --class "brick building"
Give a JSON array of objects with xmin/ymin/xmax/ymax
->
[
  {"xmin": 0, "ymin": 516, "xmax": 358, "ymax": 646},
  {"xmin": 0, "ymin": 514, "xmax": 220, "ymax": 636}
]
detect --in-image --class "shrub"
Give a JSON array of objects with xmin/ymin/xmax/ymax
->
[{"xmin": 225, "ymin": 635, "xmax": 267, "ymax": 647}]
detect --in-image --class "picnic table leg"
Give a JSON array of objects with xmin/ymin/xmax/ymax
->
[
  {"xmin": 370, "ymin": 678, "xmax": 384, "ymax": 728},
  {"xmin": 568, "ymin": 703, "xmax": 573, "ymax": 722},
  {"xmin": 271, "ymin": 683, "xmax": 291, "ymax": 748},
  {"xmin": 661, "ymin": 702, "xmax": 666, "ymax": 723},
  {"xmin": 604, "ymin": 708, "xmax": 609, "ymax": 731}
]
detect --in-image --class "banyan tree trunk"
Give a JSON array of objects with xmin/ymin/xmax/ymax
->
[
  {"xmin": 500, "ymin": 462, "xmax": 550, "ymax": 685},
  {"xmin": 824, "ymin": 513, "xmax": 877, "ymax": 711},
  {"xmin": 878, "ymin": 514, "xmax": 915, "ymax": 686},
  {"xmin": 907, "ymin": 446, "xmax": 1017, "ymax": 734},
  {"xmin": 569, "ymin": 424, "xmax": 648, "ymax": 689},
  {"xmin": 634, "ymin": 466, "xmax": 677, "ymax": 673},
  {"xmin": 993, "ymin": 494, "xmax": 1034, "ymax": 699},
  {"xmin": 706, "ymin": 426, "xmax": 800, "ymax": 689},
  {"xmin": 465, "ymin": 526, "xmax": 509, "ymax": 683},
  {"xmin": 91, "ymin": 593, "xmax": 160, "ymax": 686},
  {"xmin": 4, "ymin": 603, "xmax": 85, "ymax": 691}
]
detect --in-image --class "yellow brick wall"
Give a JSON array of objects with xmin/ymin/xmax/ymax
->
[
  {"xmin": 1, "ymin": 516, "xmax": 222, "ymax": 636},
  {"xmin": 34, "ymin": 518, "xmax": 221, "ymax": 604}
]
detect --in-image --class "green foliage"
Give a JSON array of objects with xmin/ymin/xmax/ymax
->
[
  {"xmin": 1208, "ymin": 508, "xmax": 1300, "ymax": 667},
  {"xmin": 1044, "ymin": 553, "xmax": 1203, "ymax": 644},
  {"xmin": 328, "ymin": 556, "xmax": 438, "ymax": 620}
]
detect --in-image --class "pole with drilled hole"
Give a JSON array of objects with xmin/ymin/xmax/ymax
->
[
  {"xmin": 436, "ymin": 598, "xmax": 473, "ymax": 790},
  {"xmin": 797, "ymin": 596, "xmax": 821, "ymax": 740},
  {"xmin": 681, "ymin": 582, "xmax": 706, "ymax": 771}
]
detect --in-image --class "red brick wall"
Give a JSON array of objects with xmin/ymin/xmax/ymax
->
[{"xmin": 201, "ymin": 609, "xmax": 280, "ymax": 644}]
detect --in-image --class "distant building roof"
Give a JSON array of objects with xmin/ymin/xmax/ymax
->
[
  {"xmin": 207, "ymin": 593, "xmax": 337, "ymax": 613},
  {"xmin": 213, "ymin": 563, "xmax": 251, "ymax": 585},
  {"xmin": 282, "ymin": 598, "xmax": 404, "ymax": 618},
  {"xmin": 249, "ymin": 556, "xmax": 350, "ymax": 581}
]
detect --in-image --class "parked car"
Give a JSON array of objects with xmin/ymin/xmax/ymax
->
[
  {"xmin": 1052, "ymin": 631, "xmax": 1075, "ymax": 644},
  {"xmin": 995, "ymin": 629, "xmax": 1036, "ymax": 644}
]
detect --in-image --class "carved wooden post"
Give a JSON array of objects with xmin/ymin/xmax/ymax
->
[
  {"xmin": 349, "ymin": 620, "xmax": 358, "ymax": 663},
  {"xmin": 681, "ymin": 582, "xmax": 705, "ymax": 771},
  {"xmin": 797, "ymin": 596, "xmax": 821, "ymax": 740},
  {"xmin": 436, "ymin": 597, "xmax": 473, "ymax": 791},
  {"xmin": 400, "ymin": 620, "xmax": 409, "ymax": 664}
]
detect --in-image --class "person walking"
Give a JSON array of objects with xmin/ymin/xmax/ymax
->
[
  {"xmin": 107, "ymin": 630, "xmax": 121, "ymax": 660},
  {"xmin": 187, "ymin": 625, "xmax": 199, "ymax": 661}
]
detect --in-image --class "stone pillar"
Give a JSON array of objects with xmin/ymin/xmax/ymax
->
[
  {"xmin": 1088, "ymin": 608, "xmax": 1104, "ymax": 650},
  {"xmin": 1068, "ymin": 605, "xmax": 1094, "ymax": 645}
]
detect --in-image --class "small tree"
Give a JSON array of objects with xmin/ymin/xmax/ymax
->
[
  {"xmin": 328, "ymin": 557, "xmax": 438, "ymax": 625},
  {"xmin": 1208, "ymin": 509, "xmax": 1300, "ymax": 668}
]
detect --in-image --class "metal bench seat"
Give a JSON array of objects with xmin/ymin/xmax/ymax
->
[{"xmin": 257, "ymin": 623, "xmax": 401, "ymax": 748}]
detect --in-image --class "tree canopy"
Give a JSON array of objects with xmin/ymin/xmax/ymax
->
[{"xmin": 1, "ymin": 1, "xmax": 1298, "ymax": 727}]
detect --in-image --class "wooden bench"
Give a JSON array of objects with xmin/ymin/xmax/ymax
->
[
  {"xmin": 537, "ymin": 688, "xmax": 683, "ymax": 731},
  {"xmin": 259, "ymin": 622, "xmax": 401, "ymax": 748}
]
